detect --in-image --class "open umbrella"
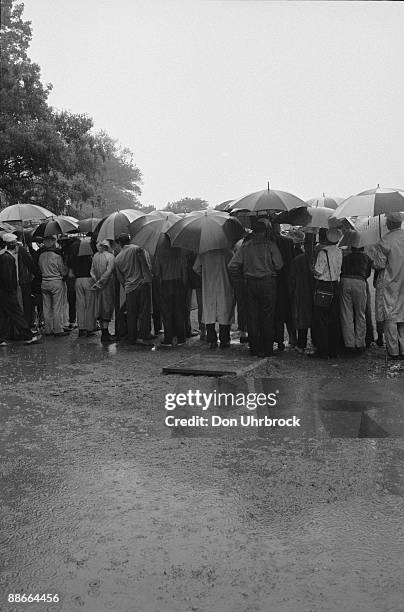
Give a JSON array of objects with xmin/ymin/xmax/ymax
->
[
  {"xmin": 214, "ymin": 200, "xmax": 235, "ymax": 211},
  {"xmin": 167, "ymin": 210, "xmax": 245, "ymax": 254},
  {"xmin": 77, "ymin": 237, "xmax": 94, "ymax": 256},
  {"xmin": 332, "ymin": 186, "xmax": 404, "ymax": 219},
  {"xmin": 304, "ymin": 207, "xmax": 336, "ymax": 229},
  {"xmin": 0, "ymin": 203, "xmax": 54, "ymax": 222},
  {"xmin": 129, "ymin": 212, "xmax": 181, "ymax": 256},
  {"xmin": 97, "ymin": 209, "xmax": 146, "ymax": 242},
  {"xmin": 228, "ymin": 184, "xmax": 307, "ymax": 213},
  {"xmin": 78, "ymin": 217, "xmax": 101, "ymax": 233},
  {"xmin": 32, "ymin": 215, "xmax": 78, "ymax": 238},
  {"xmin": 306, "ymin": 194, "xmax": 344, "ymax": 210}
]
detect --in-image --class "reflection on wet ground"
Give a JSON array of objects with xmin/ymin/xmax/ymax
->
[{"xmin": 1, "ymin": 337, "xmax": 403, "ymax": 610}]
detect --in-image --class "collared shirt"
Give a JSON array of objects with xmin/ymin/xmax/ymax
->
[
  {"xmin": 228, "ymin": 234, "xmax": 283, "ymax": 280},
  {"xmin": 38, "ymin": 250, "xmax": 67, "ymax": 280},
  {"xmin": 115, "ymin": 244, "xmax": 152, "ymax": 294},
  {"xmin": 314, "ymin": 245, "xmax": 342, "ymax": 281}
]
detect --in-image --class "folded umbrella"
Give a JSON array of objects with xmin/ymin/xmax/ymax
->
[
  {"xmin": 332, "ymin": 186, "xmax": 404, "ymax": 219},
  {"xmin": 129, "ymin": 212, "xmax": 181, "ymax": 256},
  {"xmin": 167, "ymin": 210, "xmax": 245, "ymax": 254}
]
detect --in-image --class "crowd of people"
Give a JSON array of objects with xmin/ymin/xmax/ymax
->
[{"xmin": 0, "ymin": 211, "xmax": 403, "ymax": 361}]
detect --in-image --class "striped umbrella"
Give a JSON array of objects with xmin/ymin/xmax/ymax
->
[
  {"xmin": 32, "ymin": 215, "xmax": 78, "ymax": 238},
  {"xmin": 332, "ymin": 186, "xmax": 404, "ymax": 219},
  {"xmin": 96, "ymin": 209, "xmax": 146, "ymax": 242}
]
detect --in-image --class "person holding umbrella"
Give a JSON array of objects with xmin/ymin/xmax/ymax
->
[{"xmin": 228, "ymin": 218, "xmax": 283, "ymax": 357}]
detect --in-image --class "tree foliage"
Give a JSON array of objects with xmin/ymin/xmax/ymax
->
[
  {"xmin": 0, "ymin": 0, "xmax": 143, "ymax": 216},
  {"xmin": 164, "ymin": 197, "xmax": 208, "ymax": 214}
]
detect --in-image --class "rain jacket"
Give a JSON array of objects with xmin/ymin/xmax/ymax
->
[{"xmin": 193, "ymin": 249, "xmax": 235, "ymax": 325}]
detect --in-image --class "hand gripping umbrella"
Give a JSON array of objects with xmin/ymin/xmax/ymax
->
[{"xmin": 167, "ymin": 210, "xmax": 245, "ymax": 254}]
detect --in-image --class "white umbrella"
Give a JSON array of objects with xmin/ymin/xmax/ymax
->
[
  {"xmin": 229, "ymin": 184, "xmax": 307, "ymax": 213},
  {"xmin": 332, "ymin": 186, "xmax": 404, "ymax": 219},
  {"xmin": 0, "ymin": 203, "xmax": 54, "ymax": 222},
  {"xmin": 97, "ymin": 209, "xmax": 146, "ymax": 242},
  {"xmin": 306, "ymin": 194, "xmax": 344, "ymax": 210}
]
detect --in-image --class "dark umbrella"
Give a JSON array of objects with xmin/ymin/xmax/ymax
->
[
  {"xmin": 167, "ymin": 210, "xmax": 245, "ymax": 254},
  {"xmin": 78, "ymin": 218, "xmax": 101, "ymax": 233}
]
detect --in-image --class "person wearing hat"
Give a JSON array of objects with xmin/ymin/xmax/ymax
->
[
  {"xmin": 339, "ymin": 232, "xmax": 372, "ymax": 353},
  {"xmin": 228, "ymin": 218, "xmax": 283, "ymax": 357},
  {"xmin": 0, "ymin": 234, "xmax": 41, "ymax": 346},
  {"xmin": 38, "ymin": 235, "xmax": 69, "ymax": 337},
  {"xmin": 369, "ymin": 212, "xmax": 404, "ymax": 359},
  {"xmin": 90, "ymin": 239, "xmax": 116, "ymax": 342},
  {"xmin": 310, "ymin": 228, "xmax": 343, "ymax": 358}
]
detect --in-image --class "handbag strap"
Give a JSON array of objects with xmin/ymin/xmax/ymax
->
[{"xmin": 322, "ymin": 249, "xmax": 332, "ymax": 281}]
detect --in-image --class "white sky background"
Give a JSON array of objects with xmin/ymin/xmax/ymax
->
[{"xmin": 23, "ymin": 0, "xmax": 404, "ymax": 209}]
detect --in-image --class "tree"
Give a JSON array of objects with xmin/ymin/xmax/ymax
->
[{"xmin": 164, "ymin": 197, "xmax": 208, "ymax": 214}]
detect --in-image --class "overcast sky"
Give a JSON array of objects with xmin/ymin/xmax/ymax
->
[{"xmin": 24, "ymin": 0, "xmax": 404, "ymax": 209}]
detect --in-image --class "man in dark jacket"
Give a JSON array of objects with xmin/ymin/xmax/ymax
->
[
  {"xmin": 272, "ymin": 222, "xmax": 295, "ymax": 350},
  {"xmin": 0, "ymin": 234, "xmax": 41, "ymax": 346}
]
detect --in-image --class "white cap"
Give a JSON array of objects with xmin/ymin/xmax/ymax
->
[{"xmin": 2, "ymin": 233, "xmax": 18, "ymax": 243}]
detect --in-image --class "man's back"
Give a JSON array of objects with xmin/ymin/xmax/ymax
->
[{"xmin": 115, "ymin": 244, "xmax": 151, "ymax": 293}]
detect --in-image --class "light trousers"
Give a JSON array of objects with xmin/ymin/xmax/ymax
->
[
  {"xmin": 340, "ymin": 277, "xmax": 367, "ymax": 348},
  {"xmin": 75, "ymin": 277, "xmax": 97, "ymax": 331},
  {"xmin": 384, "ymin": 320, "xmax": 404, "ymax": 356},
  {"xmin": 41, "ymin": 279, "xmax": 65, "ymax": 334}
]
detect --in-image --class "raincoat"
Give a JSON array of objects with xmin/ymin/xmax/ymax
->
[
  {"xmin": 193, "ymin": 249, "xmax": 234, "ymax": 325},
  {"xmin": 91, "ymin": 251, "xmax": 115, "ymax": 320},
  {"xmin": 370, "ymin": 228, "xmax": 404, "ymax": 322}
]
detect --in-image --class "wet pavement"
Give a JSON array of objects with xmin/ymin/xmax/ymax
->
[{"xmin": 0, "ymin": 332, "xmax": 403, "ymax": 611}]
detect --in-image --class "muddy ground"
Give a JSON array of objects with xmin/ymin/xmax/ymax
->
[{"xmin": 0, "ymin": 329, "xmax": 403, "ymax": 612}]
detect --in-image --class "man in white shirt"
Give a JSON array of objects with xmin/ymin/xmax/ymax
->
[{"xmin": 309, "ymin": 228, "xmax": 343, "ymax": 358}]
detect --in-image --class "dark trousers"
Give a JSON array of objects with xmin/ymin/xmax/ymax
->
[
  {"xmin": 274, "ymin": 280, "xmax": 293, "ymax": 344},
  {"xmin": 126, "ymin": 285, "xmax": 149, "ymax": 343},
  {"xmin": 297, "ymin": 329, "xmax": 308, "ymax": 349},
  {"xmin": 20, "ymin": 283, "xmax": 33, "ymax": 327},
  {"xmin": 247, "ymin": 276, "xmax": 277, "ymax": 356},
  {"xmin": 138, "ymin": 284, "xmax": 151, "ymax": 338},
  {"xmin": 152, "ymin": 276, "xmax": 162, "ymax": 334},
  {"xmin": 0, "ymin": 290, "xmax": 33, "ymax": 342},
  {"xmin": 206, "ymin": 323, "xmax": 230, "ymax": 344},
  {"xmin": 233, "ymin": 279, "xmax": 248, "ymax": 332},
  {"xmin": 312, "ymin": 281, "xmax": 341, "ymax": 356},
  {"xmin": 66, "ymin": 277, "xmax": 76, "ymax": 324},
  {"xmin": 161, "ymin": 279, "xmax": 186, "ymax": 343}
]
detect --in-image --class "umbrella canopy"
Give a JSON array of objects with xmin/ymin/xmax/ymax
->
[
  {"xmin": 97, "ymin": 209, "xmax": 146, "ymax": 242},
  {"xmin": 332, "ymin": 186, "xmax": 404, "ymax": 219},
  {"xmin": 129, "ymin": 212, "xmax": 181, "ymax": 256},
  {"xmin": 304, "ymin": 207, "xmax": 335, "ymax": 229},
  {"xmin": 214, "ymin": 199, "xmax": 235, "ymax": 211},
  {"xmin": 167, "ymin": 210, "xmax": 245, "ymax": 254},
  {"xmin": 78, "ymin": 217, "xmax": 101, "ymax": 233},
  {"xmin": 306, "ymin": 194, "xmax": 344, "ymax": 210},
  {"xmin": 32, "ymin": 215, "xmax": 78, "ymax": 238},
  {"xmin": 229, "ymin": 186, "xmax": 307, "ymax": 213},
  {"xmin": 0, "ymin": 203, "xmax": 54, "ymax": 222}
]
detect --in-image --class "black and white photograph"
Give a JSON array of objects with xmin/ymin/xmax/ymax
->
[{"xmin": 0, "ymin": 1, "xmax": 403, "ymax": 610}]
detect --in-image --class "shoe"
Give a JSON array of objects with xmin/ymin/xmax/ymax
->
[
  {"xmin": 209, "ymin": 342, "xmax": 218, "ymax": 349},
  {"xmin": 101, "ymin": 331, "xmax": 115, "ymax": 343},
  {"xmin": 239, "ymin": 336, "xmax": 249, "ymax": 344},
  {"xmin": 86, "ymin": 330, "xmax": 97, "ymax": 337},
  {"xmin": 25, "ymin": 334, "xmax": 42, "ymax": 345},
  {"xmin": 307, "ymin": 351, "xmax": 327, "ymax": 359},
  {"xmin": 63, "ymin": 327, "xmax": 72, "ymax": 333},
  {"xmin": 160, "ymin": 341, "xmax": 173, "ymax": 348},
  {"xmin": 219, "ymin": 342, "xmax": 230, "ymax": 349},
  {"xmin": 387, "ymin": 354, "xmax": 400, "ymax": 360},
  {"xmin": 176, "ymin": 340, "xmax": 186, "ymax": 347},
  {"xmin": 78, "ymin": 329, "xmax": 86, "ymax": 337},
  {"xmin": 54, "ymin": 331, "xmax": 70, "ymax": 337},
  {"xmin": 186, "ymin": 331, "xmax": 199, "ymax": 338},
  {"xmin": 376, "ymin": 337, "xmax": 384, "ymax": 347},
  {"xmin": 0, "ymin": 341, "xmax": 8, "ymax": 347},
  {"xmin": 277, "ymin": 342, "xmax": 285, "ymax": 351},
  {"xmin": 295, "ymin": 347, "xmax": 305, "ymax": 354}
]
